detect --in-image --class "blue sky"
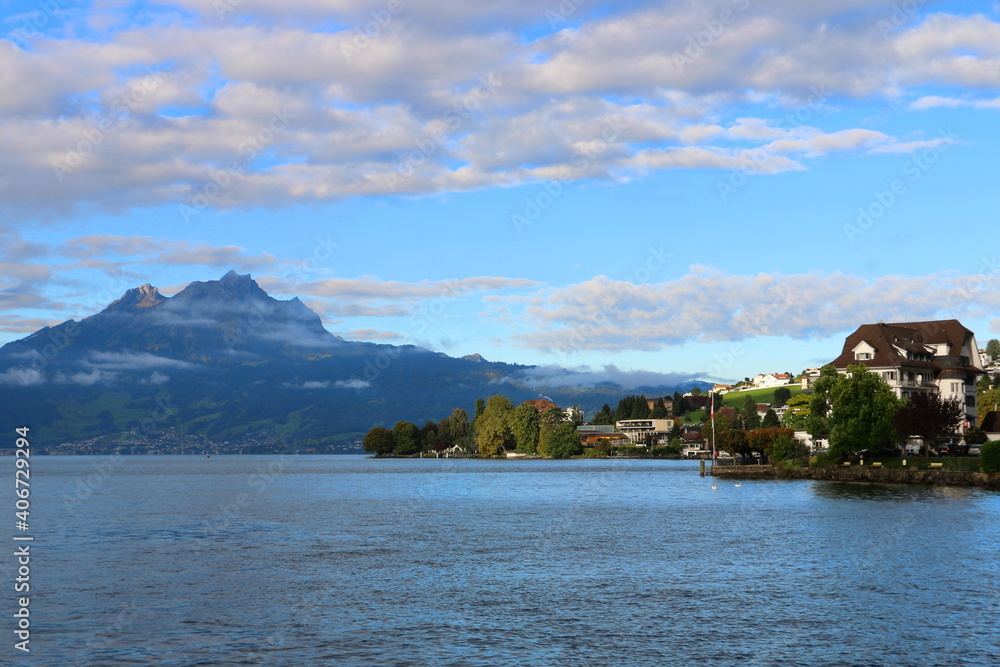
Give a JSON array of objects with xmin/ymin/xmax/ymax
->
[{"xmin": 2, "ymin": 0, "xmax": 1000, "ymax": 387}]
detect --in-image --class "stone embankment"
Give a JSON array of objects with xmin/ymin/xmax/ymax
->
[{"xmin": 712, "ymin": 464, "xmax": 1000, "ymax": 488}]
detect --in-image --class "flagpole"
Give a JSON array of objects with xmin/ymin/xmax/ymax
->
[{"xmin": 710, "ymin": 390, "xmax": 716, "ymax": 460}]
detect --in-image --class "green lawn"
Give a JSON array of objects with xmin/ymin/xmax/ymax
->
[{"xmin": 720, "ymin": 385, "xmax": 803, "ymax": 407}]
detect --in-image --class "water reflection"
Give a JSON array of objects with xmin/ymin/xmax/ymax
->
[{"xmin": 812, "ymin": 481, "xmax": 986, "ymax": 501}]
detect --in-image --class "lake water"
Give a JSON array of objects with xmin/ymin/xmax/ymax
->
[{"xmin": 5, "ymin": 455, "xmax": 1000, "ymax": 666}]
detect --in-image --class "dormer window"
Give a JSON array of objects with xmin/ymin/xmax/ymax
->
[{"xmin": 856, "ymin": 352, "xmax": 871, "ymax": 360}]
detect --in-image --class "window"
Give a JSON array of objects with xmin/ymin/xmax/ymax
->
[{"xmin": 856, "ymin": 352, "xmax": 871, "ymax": 360}]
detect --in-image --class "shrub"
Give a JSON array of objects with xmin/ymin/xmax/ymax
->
[
  {"xmin": 810, "ymin": 449, "xmax": 840, "ymax": 468},
  {"xmin": 769, "ymin": 434, "xmax": 807, "ymax": 462},
  {"xmin": 981, "ymin": 441, "xmax": 1000, "ymax": 474},
  {"xmin": 965, "ymin": 426, "xmax": 988, "ymax": 445}
]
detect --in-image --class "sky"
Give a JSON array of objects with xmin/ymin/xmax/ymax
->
[{"xmin": 2, "ymin": 0, "xmax": 1000, "ymax": 388}]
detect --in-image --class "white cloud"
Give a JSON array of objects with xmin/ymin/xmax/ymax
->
[
  {"xmin": 86, "ymin": 350, "xmax": 200, "ymax": 370},
  {"xmin": 490, "ymin": 269, "xmax": 1000, "ymax": 353},
  {"xmin": 0, "ymin": 2, "xmax": 998, "ymax": 216},
  {"xmin": 0, "ymin": 367, "xmax": 45, "ymax": 386},
  {"xmin": 334, "ymin": 379, "xmax": 370, "ymax": 389}
]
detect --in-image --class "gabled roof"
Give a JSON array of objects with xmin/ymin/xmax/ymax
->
[{"xmin": 830, "ymin": 320, "xmax": 976, "ymax": 371}]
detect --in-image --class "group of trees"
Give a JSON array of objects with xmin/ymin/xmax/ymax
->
[
  {"xmin": 362, "ymin": 395, "xmax": 582, "ymax": 458},
  {"xmin": 591, "ymin": 395, "xmax": 657, "ymax": 425},
  {"xmin": 362, "ymin": 407, "xmax": 470, "ymax": 457},
  {"xmin": 474, "ymin": 396, "xmax": 580, "ymax": 458},
  {"xmin": 591, "ymin": 390, "xmax": 728, "ymax": 427}
]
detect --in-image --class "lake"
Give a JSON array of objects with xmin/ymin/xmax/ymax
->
[{"xmin": 5, "ymin": 455, "xmax": 1000, "ymax": 665}]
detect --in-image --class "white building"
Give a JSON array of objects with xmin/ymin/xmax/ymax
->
[
  {"xmin": 751, "ymin": 372, "xmax": 793, "ymax": 388},
  {"xmin": 830, "ymin": 319, "xmax": 986, "ymax": 428},
  {"xmin": 615, "ymin": 418, "xmax": 675, "ymax": 445}
]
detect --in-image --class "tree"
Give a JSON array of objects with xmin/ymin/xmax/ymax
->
[
  {"xmin": 690, "ymin": 387, "xmax": 702, "ymax": 396},
  {"xmin": 761, "ymin": 408, "xmax": 780, "ymax": 428},
  {"xmin": 362, "ymin": 426, "xmax": 395, "ymax": 456},
  {"xmin": 650, "ymin": 398, "xmax": 668, "ymax": 419},
  {"xmin": 979, "ymin": 387, "xmax": 1000, "ymax": 419},
  {"xmin": 418, "ymin": 421, "xmax": 438, "ymax": 451},
  {"xmin": 768, "ymin": 433, "xmax": 807, "ymax": 462},
  {"xmin": 669, "ymin": 422, "xmax": 683, "ymax": 439},
  {"xmin": 717, "ymin": 429, "xmax": 749, "ymax": 456},
  {"xmin": 808, "ymin": 364, "xmax": 840, "ymax": 443},
  {"xmin": 509, "ymin": 403, "xmax": 540, "ymax": 453},
  {"xmin": 591, "ymin": 403, "xmax": 614, "ymax": 425},
  {"xmin": 746, "ymin": 427, "xmax": 797, "ymax": 460},
  {"xmin": 632, "ymin": 395, "xmax": 651, "ymax": 419},
  {"xmin": 474, "ymin": 397, "xmax": 486, "ymax": 421},
  {"xmin": 829, "ymin": 364, "xmax": 900, "ymax": 457},
  {"xmin": 987, "ymin": 339, "xmax": 1000, "ymax": 361},
  {"xmin": 743, "ymin": 394, "xmax": 761, "ymax": 430},
  {"xmin": 773, "ymin": 387, "xmax": 792, "ymax": 406},
  {"xmin": 672, "ymin": 392, "xmax": 685, "ymax": 417},
  {"xmin": 781, "ymin": 393, "xmax": 812, "ymax": 430},
  {"xmin": 474, "ymin": 395, "xmax": 514, "ymax": 457},
  {"xmin": 393, "ymin": 421, "xmax": 420, "ymax": 455},
  {"xmin": 702, "ymin": 407, "xmax": 735, "ymax": 451},
  {"xmin": 440, "ymin": 407, "xmax": 470, "ymax": 447},
  {"xmin": 538, "ymin": 405, "xmax": 568, "ymax": 452},
  {"xmin": 894, "ymin": 392, "xmax": 964, "ymax": 457},
  {"xmin": 541, "ymin": 422, "xmax": 581, "ymax": 458}
]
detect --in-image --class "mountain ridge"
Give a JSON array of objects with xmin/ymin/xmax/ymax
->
[{"xmin": 0, "ymin": 272, "xmax": 711, "ymax": 451}]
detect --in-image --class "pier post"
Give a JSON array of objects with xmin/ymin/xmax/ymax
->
[{"xmin": 700, "ymin": 460, "xmax": 705, "ymax": 477}]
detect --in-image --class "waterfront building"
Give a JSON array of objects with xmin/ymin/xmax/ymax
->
[{"xmin": 830, "ymin": 319, "xmax": 986, "ymax": 427}]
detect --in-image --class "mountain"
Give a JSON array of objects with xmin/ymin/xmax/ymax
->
[{"xmin": 0, "ymin": 272, "xmax": 711, "ymax": 452}]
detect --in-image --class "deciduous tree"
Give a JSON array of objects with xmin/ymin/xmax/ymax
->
[
  {"xmin": 474, "ymin": 395, "xmax": 514, "ymax": 457},
  {"xmin": 363, "ymin": 426, "xmax": 395, "ymax": 456},
  {"xmin": 393, "ymin": 421, "xmax": 420, "ymax": 455},
  {"xmin": 894, "ymin": 391, "xmax": 964, "ymax": 457},
  {"xmin": 781, "ymin": 393, "xmax": 812, "ymax": 430},
  {"xmin": 829, "ymin": 364, "xmax": 900, "ymax": 457},
  {"xmin": 773, "ymin": 387, "xmax": 792, "ymax": 406},
  {"xmin": 510, "ymin": 403, "xmax": 540, "ymax": 453}
]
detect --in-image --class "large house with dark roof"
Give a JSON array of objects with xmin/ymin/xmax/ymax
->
[{"xmin": 830, "ymin": 320, "xmax": 986, "ymax": 427}]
